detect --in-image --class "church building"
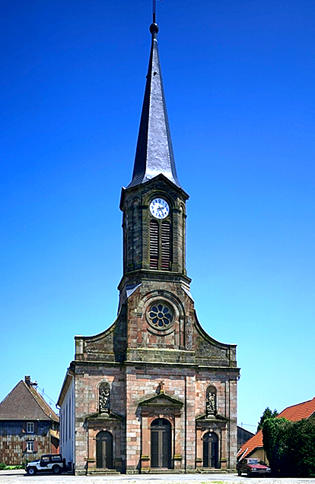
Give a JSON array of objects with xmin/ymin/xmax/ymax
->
[{"xmin": 57, "ymin": 17, "xmax": 240, "ymax": 475}]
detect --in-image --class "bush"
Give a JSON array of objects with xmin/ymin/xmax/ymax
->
[
  {"xmin": 286, "ymin": 418, "xmax": 315, "ymax": 477},
  {"xmin": 263, "ymin": 418, "xmax": 291, "ymax": 474},
  {"xmin": 263, "ymin": 417, "xmax": 315, "ymax": 477},
  {"xmin": 0, "ymin": 463, "xmax": 26, "ymax": 470}
]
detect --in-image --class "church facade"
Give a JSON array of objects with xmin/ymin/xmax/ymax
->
[{"xmin": 58, "ymin": 20, "xmax": 239, "ymax": 475}]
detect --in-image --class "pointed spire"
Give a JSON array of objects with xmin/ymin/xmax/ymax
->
[{"xmin": 127, "ymin": 21, "xmax": 180, "ymax": 189}]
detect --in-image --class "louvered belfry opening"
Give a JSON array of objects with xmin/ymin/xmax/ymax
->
[
  {"xmin": 150, "ymin": 220, "xmax": 159, "ymax": 269},
  {"xmin": 161, "ymin": 221, "xmax": 171, "ymax": 270},
  {"xmin": 149, "ymin": 219, "xmax": 172, "ymax": 271}
]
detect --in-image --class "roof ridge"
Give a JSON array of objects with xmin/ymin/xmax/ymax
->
[
  {"xmin": 26, "ymin": 383, "xmax": 59, "ymax": 421},
  {"xmin": 22, "ymin": 381, "xmax": 49, "ymax": 418},
  {"xmin": 0, "ymin": 380, "xmax": 23, "ymax": 407},
  {"xmin": 280, "ymin": 397, "xmax": 315, "ymax": 413}
]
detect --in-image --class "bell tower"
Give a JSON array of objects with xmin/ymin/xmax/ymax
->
[
  {"xmin": 63, "ymin": 12, "xmax": 239, "ymax": 476},
  {"xmin": 119, "ymin": 21, "xmax": 190, "ymax": 304}
]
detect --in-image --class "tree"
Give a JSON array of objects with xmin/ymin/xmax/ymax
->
[
  {"xmin": 263, "ymin": 418, "xmax": 291, "ymax": 474},
  {"xmin": 263, "ymin": 417, "xmax": 315, "ymax": 477},
  {"xmin": 286, "ymin": 418, "xmax": 315, "ymax": 477},
  {"xmin": 257, "ymin": 407, "xmax": 278, "ymax": 432}
]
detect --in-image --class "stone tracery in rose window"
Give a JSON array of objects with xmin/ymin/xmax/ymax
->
[{"xmin": 148, "ymin": 302, "xmax": 173, "ymax": 330}]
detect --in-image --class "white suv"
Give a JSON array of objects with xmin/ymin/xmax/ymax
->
[{"xmin": 26, "ymin": 454, "xmax": 65, "ymax": 475}]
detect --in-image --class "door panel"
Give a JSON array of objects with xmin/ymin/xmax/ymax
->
[
  {"xmin": 96, "ymin": 431, "xmax": 113, "ymax": 469},
  {"xmin": 151, "ymin": 418, "xmax": 171, "ymax": 469},
  {"xmin": 203, "ymin": 432, "xmax": 219, "ymax": 468},
  {"xmin": 151, "ymin": 430, "xmax": 159, "ymax": 467},
  {"xmin": 162, "ymin": 427, "xmax": 170, "ymax": 468}
]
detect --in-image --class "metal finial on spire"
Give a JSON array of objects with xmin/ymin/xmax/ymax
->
[
  {"xmin": 127, "ymin": 3, "xmax": 180, "ymax": 190},
  {"xmin": 150, "ymin": 0, "xmax": 159, "ymax": 36}
]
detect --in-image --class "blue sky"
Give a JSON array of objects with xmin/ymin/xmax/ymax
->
[{"xmin": 1, "ymin": 0, "xmax": 314, "ymax": 433}]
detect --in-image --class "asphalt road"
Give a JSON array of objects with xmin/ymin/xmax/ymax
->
[{"xmin": 1, "ymin": 470, "xmax": 315, "ymax": 484}]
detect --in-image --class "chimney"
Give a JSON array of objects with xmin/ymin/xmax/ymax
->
[{"xmin": 25, "ymin": 376, "xmax": 31, "ymax": 386}]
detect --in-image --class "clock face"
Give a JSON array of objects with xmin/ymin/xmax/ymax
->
[{"xmin": 150, "ymin": 198, "xmax": 169, "ymax": 219}]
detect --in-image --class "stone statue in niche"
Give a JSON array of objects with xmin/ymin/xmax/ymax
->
[
  {"xmin": 99, "ymin": 383, "xmax": 110, "ymax": 414},
  {"xmin": 206, "ymin": 386, "xmax": 217, "ymax": 416}
]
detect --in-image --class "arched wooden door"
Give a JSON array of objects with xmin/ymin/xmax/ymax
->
[
  {"xmin": 151, "ymin": 418, "xmax": 171, "ymax": 468},
  {"xmin": 96, "ymin": 431, "xmax": 113, "ymax": 469},
  {"xmin": 203, "ymin": 431, "xmax": 219, "ymax": 468}
]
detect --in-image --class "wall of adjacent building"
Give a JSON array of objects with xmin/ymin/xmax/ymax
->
[
  {"xmin": 59, "ymin": 377, "xmax": 75, "ymax": 469},
  {"xmin": 249, "ymin": 447, "xmax": 268, "ymax": 465},
  {"xmin": 0, "ymin": 420, "xmax": 54, "ymax": 465}
]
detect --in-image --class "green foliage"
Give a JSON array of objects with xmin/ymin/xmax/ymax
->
[
  {"xmin": 0, "ymin": 463, "xmax": 25, "ymax": 470},
  {"xmin": 257, "ymin": 406, "xmax": 278, "ymax": 431},
  {"xmin": 263, "ymin": 417, "xmax": 315, "ymax": 476},
  {"xmin": 263, "ymin": 418, "xmax": 291, "ymax": 473},
  {"xmin": 286, "ymin": 418, "xmax": 315, "ymax": 477}
]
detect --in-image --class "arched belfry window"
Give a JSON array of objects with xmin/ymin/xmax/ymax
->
[
  {"xmin": 99, "ymin": 382, "xmax": 110, "ymax": 414},
  {"xmin": 206, "ymin": 385, "xmax": 217, "ymax": 416},
  {"xmin": 150, "ymin": 220, "xmax": 159, "ymax": 269},
  {"xmin": 161, "ymin": 221, "xmax": 171, "ymax": 270},
  {"xmin": 149, "ymin": 220, "xmax": 172, "ymax": 271}
]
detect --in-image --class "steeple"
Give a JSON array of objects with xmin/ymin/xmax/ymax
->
[
  {"xmin": 127, "ymin": 22, "xmax": 180, "ymax": 189},
  {"xmin": 119, "ymin": 16, "xmax": 189, "ymax": 295}
]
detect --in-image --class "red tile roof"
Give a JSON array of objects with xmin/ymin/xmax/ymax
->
[
  {"xmin": 237, "ymin": 429, "xmax": 263, "ymax": 460},
  {"xmin": 238, "ymin": 397, "xmax": 315, "ymax": 460},
  {"xmin": 279, "ymin": 397, "xmax": 315, "ymax": 421}
]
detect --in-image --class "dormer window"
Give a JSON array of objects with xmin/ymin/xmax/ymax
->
[{"xmin": 26, "ymin": 422, "xmax": 34, "ymax": 433}]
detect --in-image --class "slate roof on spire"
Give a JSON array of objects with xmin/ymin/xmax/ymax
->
[{"xmin": 127, "ymin": 23, "xmax": 180, "ymax": 189}]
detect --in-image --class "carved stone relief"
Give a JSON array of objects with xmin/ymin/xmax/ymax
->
[
  {"xmin": 206, "ymin": 386, "xmax": 217, "ymax": 416},
  {"xmin": 99, "ymin": 382, "xmax": 110, "ymax": 414}
]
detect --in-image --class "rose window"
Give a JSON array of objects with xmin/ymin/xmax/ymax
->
[{"xmin": 148, "ymin": 303, "xmax": 173, "ymax": 329}]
